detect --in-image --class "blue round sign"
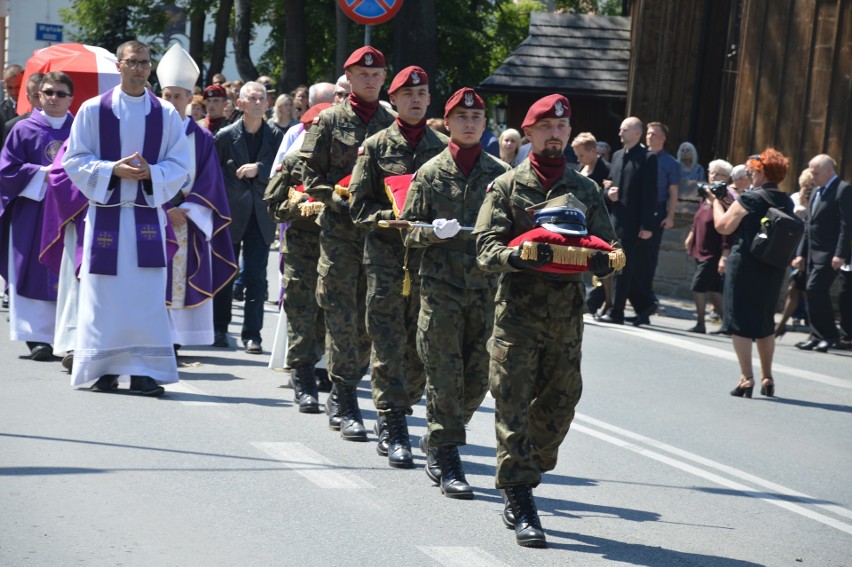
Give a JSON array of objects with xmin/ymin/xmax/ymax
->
[{"xmin": 339, "ymin": 0, "xmax": 404, "ymax": 25}]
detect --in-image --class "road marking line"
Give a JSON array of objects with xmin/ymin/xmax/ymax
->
[
  {"xmin": 574, "ymin": 414, "xmax": 852, "ymax": 535},
  {"xmin": 251, "ymin": 442, "xmax": 373, "ymax": 489},
  {"xmin": 596, "ymin": 324, "xmax": 852, "ymax": 389},
  {"xmin": 167, "ymin": 381, "xmax": 222, "ymax": 406},
  {"xmin": 416, "ymin": 546, "xmax": 510, "ymax": 567}
]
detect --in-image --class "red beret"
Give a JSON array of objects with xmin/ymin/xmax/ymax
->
[
  {"xmin": 301, "ymin": 103, "xmax": 332, "ymax": 127},
  {"xmin": 344, "ymin": 46, "xmax": 385, "ymax": 70},
  {"xmin": 443, "ymin": 88, "xmax": 485, "ymax": 120},
  {"xmin": 203, "ymin": 84, "xmax": 227, "ymax": 99},
  {"xmin": 389, "ymin": 66, "xmax": 428, "ymax": 94},
  {"xmin": 522, "ymin": 94, "xmax": 571, "ymax": 128}
]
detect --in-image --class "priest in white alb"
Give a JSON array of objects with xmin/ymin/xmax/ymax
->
[{"xmin": 61, "ymin": 40, "xmax": 191, "ymax": 396}]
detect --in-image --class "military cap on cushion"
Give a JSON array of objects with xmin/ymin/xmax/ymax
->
[
  {"xmin": 533, "ymin": 206, "xmax": 587, "ymax": 236},
  {"xmin": 300, "ymin": 102, "xmax": 332, "ymax": 127},
  {"xmin": 203, "ymin": 84, "xmax": 227, "ymax": 99},
  {"xmin": 521, "ymin": 94, "xmax": 571, "ymax": 128},
  {"xmin": 389, "ymin": 66, "xmax": 428, "ymax": 94},
  {"xmin": 383, "ymin": 174, "xmax": 414, "ymax": 218},
  {"xmin": 444, "ymin": 87, "xmax": 485, "ymax": 120},
  {"xmin": 344, "ymin": 46, "xmax": 385, "ymax": 69}
]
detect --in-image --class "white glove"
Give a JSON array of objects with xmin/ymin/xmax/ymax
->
[{"xmin": 432, "ymin": 218, "xmax": 461, "ymax": 239}]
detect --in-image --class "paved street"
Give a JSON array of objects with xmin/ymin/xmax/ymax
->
[{"xmin": 1, "ymin": 261, "xmax": 851, "ymax": 566}]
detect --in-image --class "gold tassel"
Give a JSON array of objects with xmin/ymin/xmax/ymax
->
[
  {"xmin": 608, "ymin": 248, "xmax": 627, "ymax": 271},
  {"xmin": 287, "ymin": 186, "xmax": 305, "ymax": 207},
  {"xmin": 401, "ymin": 246, "xmax": 411, "ymax": 297},
  {"xmin": 299, "ymin": 201, "xmax": 324, "ymax": 217},
  {"xmin": 519, "ymin": 241, "xmax": 625, "ymax": 270},
  {"xmin": 334, "ymin": 185, "xmax": 351, "ymax": 199}
]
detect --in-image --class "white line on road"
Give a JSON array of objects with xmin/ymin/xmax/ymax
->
[
  {"xmin": 251, "ymin": 441, "xmax": 374, "ymax": 489},
  {"xmin": 416, "ymin": 546, "xmax": 510, "ymax": 567},
  {"xmin": 596, "ymin": 323, "xmax": 852, "ymax": 389},
  {"xmin": 574, "ymin": 413, "xmax": 852, "ymax": 535}
]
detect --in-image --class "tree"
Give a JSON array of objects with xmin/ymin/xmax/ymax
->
[
  {"xmin": 207, "ymin": 0, "xmax": 234, "ymax": 82},
  {"xmin": 233, "ymin": 0, "xmax": 259, "ymax": 80}
]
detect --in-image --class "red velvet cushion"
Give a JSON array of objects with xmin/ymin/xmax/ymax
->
[
  {"xmin": 384, "ymin": 174, "xmax": 414, "ymax": 218},
  {"xmin": 508, "ymin": 226, "xmax": 614, "ymax": 273}
]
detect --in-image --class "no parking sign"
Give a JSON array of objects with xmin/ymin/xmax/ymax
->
[{"xmin": 338, "ymin": 0, "xmax": 404, "ymax": 25}]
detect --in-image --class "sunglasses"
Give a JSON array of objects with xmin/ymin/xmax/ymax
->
[{"xmin": 41, "ymin": 89, "xmax": 72, "ymax": 98}]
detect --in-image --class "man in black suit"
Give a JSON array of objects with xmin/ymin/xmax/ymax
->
[
  {"xmin": 793, "ymin": 154, "xmax": 852, "ymax": 352},
  {"xmin": 213, "ymin": 81, "xmax": 283, "ymax": 353},
  {"xmin": 599, "ymin": 116, "xmax": 658, "ymax": 325}
]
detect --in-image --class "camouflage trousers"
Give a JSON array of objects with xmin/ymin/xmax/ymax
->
[
  {"xmin": 417, "ymin": 277, "xmax": 495, "ymax": 447},
  {"xmin": 365, "ymin": 263, "xmax": 425, "ymax": 413},
  {"xmin": 315, "ymin": 237, "xmax": 370, "ymax": 387},
  {"xmin": 489, "ymin": 292, "xmax": 585, "ymax": 488},
  {"xmin": 282, "ymin": 242, "xmax": 325, "ymax": 368}
]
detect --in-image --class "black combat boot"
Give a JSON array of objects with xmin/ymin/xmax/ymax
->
[
  {"xmin": 385, "ymin": 410, "xmax": 414, "ymax": 468},
  {"xmin": 500, "ymin": 489, "xmax": 516, "ymax": 529},
  {"xmin": 325, "ymin": 384, "xmax": 342, "ymax": 430},
  {"xmin": 291, "ymin": 365, "xmax": 321, "ymax": 413},
  {"xmin": 373, "ymin": 414, "xmax": 389, "ymax": 456},
  {"xmin": 503, "ymin": 485, "xmax": 547, "ymax": 548},
  {"xmin": 336, "ymin": 383, "xmax": 367, "ymax": 441},
  {"xmin": 315, "ymin": 367, "xmax": 332, "ymax": 393},
  {"xmin": 436, "ymin": 446, "xmax": 474, "ymax": 499},
  {"xmin": 420, "ymin": 435, "xmax": 441, "ymax": 483}
]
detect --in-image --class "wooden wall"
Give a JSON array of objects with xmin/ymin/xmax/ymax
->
[{"xmin": 629, "ymin": 0, "xmax": 851, "ymax": 191}]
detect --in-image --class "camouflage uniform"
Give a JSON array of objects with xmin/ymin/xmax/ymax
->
[
  {"xmin": 349, "ymin": 123, "xmax": 448, "ymax": 413},
  {"xmin": 300, "ymin": 99, "xmax": 395, "ymax": 387},
  {"xmin": 263, "ymin": 153, "xmax": 324, "ymax": 369},
  {"xmin": 401, "ymin": 149, "xmax": 509, "ymax": 446},
  {"xmin": 474, "ymin": 160, "xmax": 616, "ymax": 488}
]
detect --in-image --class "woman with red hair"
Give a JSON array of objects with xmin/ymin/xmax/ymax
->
[{"xmin": 711, "ymin": 148, "xmax": 794, "ymax": 398}]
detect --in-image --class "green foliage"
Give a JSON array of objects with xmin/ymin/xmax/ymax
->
[
  {"xmin": 553, "ymin": 0, "xmax": 623, "ymax": 15},
  {"xmin": 60, "ymin": 0, "xmax": 172, "ymax": 52}
]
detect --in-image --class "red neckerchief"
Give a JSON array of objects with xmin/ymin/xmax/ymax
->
[
  {"xmin": 205, "ymin": 115, "xmax": 225, "ymax": 132},
  {"xmin": 349, "ymin": 93, "xmax": 379, "ymax": 125},
  {"xmin": 529, "ymin": 152, "xmax": 566, "ymax": 190},
  {"xmin": 449, "ymin": 140, "xmax": 482, "ymax": 178},
  {"xmin": 396, "ymin": 117, "xmax": 427, "ymax": 148}
]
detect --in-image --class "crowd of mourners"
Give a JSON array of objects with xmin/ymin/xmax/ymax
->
[{"xmin": 1, "ymin": 40, "xmax": 849, "ymax": 549}]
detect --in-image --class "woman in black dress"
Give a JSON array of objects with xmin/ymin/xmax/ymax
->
[{"xmin": 711, "ymin": 148, "xmax": 793, "ymax": 398}]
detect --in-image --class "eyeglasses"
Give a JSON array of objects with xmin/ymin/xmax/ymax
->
[
  {"xmin": 41, "ymin": 89, "xmax": 72, "ymax": 98},
  {"xmin": 748, "ymin": 154, "xmax": 762, "ymax": 163},
  {"xmin": 120, "ymin": 59, "xmax": 152, "ymax": 69},
  {"xmin": 334, "ymin": 90, "xmax": 348, "ymax": 97}
]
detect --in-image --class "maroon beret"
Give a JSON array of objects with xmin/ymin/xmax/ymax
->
[
  {"xmin": 344, "ymin": 46, "xmax": 385, "ymax": 70},
  {"xmin": 203, "ymin": 84, "xmax": 227, "ymax": 99},
  {"xmin": 301, "ymin": 103, "xmax": 332, "ymax": 127},
  {"xmin": 443, "ymin": 87, "xmax": 485, "ymax": 120},
  {"xmin": 522, "ymin": 94, "xmax": 571, "ymax": 128},
  {"xmin": 389, "ymin": 66, "xmax": 428, "ymax": 94}
]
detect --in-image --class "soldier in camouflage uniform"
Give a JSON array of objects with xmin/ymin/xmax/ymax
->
[
  {"xmin": 349, "ymin": 66, "xmax": 448, "ymax": 468},
  {"xmin": 264, "ymin": 105, "xmax": 330, "ymax": 413},
  {"xmin": 474, "ymin": 95, "xmax": 618, "ymax": 548},
  {"xmin": 300, "ymin": 46, "xmax": 395, "ymax": 441},
  {"xmin": 400, "ymin": 88, "xmax": 508, "ymax": 499}
]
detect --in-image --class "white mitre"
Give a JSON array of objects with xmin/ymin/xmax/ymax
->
[{"xmin": 157, "ymin": 43, "xmax": 199, "ymax": 91}]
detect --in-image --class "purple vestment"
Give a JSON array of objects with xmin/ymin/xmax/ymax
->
[
  {"xmin": 165, "ymin": 120, "xmax": 236, "ymax": 307},
  {"xmin": 0, "ymin": 111, "xmax": 72, "ymax": 301}
]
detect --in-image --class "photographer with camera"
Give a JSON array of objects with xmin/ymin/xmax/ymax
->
[{"xmin": 684, "ymin": 160, "xmax": 734, "ymax": 333}]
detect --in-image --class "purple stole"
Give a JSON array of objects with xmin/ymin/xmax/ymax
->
[
  {"xmin": 90, "ymin": 89, "xmax": 166, "ymax": 275},
  {"xmin": 165, "ymin": 120, "xmax": 237, "ymax": 307}
]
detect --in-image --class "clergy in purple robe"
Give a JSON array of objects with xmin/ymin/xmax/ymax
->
[
  {"xmin": 61, "ymin": 40, "xmax": 191, "ymax": 396},
  {"xmin": 0, "ymin": 71, "xmax": 75, "ymax": 361},
  {"xmin": 157, "ymin": 43, "xmax": 237, "ymax": 348}
]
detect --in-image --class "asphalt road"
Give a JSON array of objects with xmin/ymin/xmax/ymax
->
[{"xmin": 1, "ymin": 265, "xmax": 851, "ymax": 566}]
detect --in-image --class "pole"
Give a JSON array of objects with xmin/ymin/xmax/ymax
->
[{"xmin": 364, "ymin": 24, "xmax": 371, "ymax": 46}]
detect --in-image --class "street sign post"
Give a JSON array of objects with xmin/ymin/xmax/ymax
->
[
  {"xmin": 35, "ymin": 23, "xmax": 63, "ymax": 43},
  {"xmin": 338, "ymin": 0, "xmax": 403, "ymax": 45}
]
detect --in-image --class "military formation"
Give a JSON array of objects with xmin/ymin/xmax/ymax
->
[{"xmin": 262, "ymin": 46, "xmax": 620, "ymax": 548}]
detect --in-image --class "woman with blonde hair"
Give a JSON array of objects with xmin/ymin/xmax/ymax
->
[
  {"xmin": 498, "ymin": 128, "xmax": 522, "ymax": 166},
  {"xmin": 712, "ymin": 148, "xmax": 794, "ymax": 398}
]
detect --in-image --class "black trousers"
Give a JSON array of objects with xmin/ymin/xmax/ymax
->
[
  {"xmin": 838, "ymin": 269, "xmax": 852, "ymax": 341},
  {"xmin": 612, "ymin": 237, "xmax": 655, "ymax": 316},
  {"xmin": 805, "ymin": 261, "xmax": 839, "ymax": 341}
]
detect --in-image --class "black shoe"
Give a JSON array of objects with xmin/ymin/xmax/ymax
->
[
  {"xmin": 501, "ymin": 489, "xmax": 516, "ymax": 529},
  {"xmin": 420, "ymin": 435, "xmax": 441, "ymax": 484},
  {"xmin": 436, "ymin": 445, "xmax": 474, "ymax": 499},
  {"xmin": 325, "ymin": 384, "xmax": 342, "ymax": 430},
  {"xmin": 374, "ymin": 414, "xmax": 389, "ymax": 456},
  {"xmin": 1, "ymin": 293, "xmax": 8, "ymax": 308},
  {"xmin": 291, "ymin": 365, "xmax": 320, "ymax": 413},
  {"xmin": 628, "ymin": 314, "xmax": 651, "ymax": 327},
  {"xmin": 730, "ymin": 376, "xmax": 754, "ymax": 398},
  {"xmin": 233, "ymin": 287, "xmax": 245, "ymax": 301},
  {"xmin": 61, "ymin": 352, "xmax": 74, "ymax": 372},
  {"xmin": 212, "ymin": 331, "xmax": 229, "ymax": 348},
  {"xmin": 795, "ymin": 338, "xmax": 820, "ymax": 350},
  {"xmin": 129, "ymin": 375, "xmax": 165, "ymax": 396},
  {"xmin": 503, "ymin": 485, "xmax": 547, "ymax": 548},
  {"xmin": 815, "ymin": 339, "xmax": 836, "ymax": 353},
  {"xmin": 385, "ymin": 410, "xmax": 414, "ymax": 469},
  {"xmin": 90, "ymin": 374, "xmax": 119, "ymax": 393},
  {"xmin": 597, "ymin": 312, "xmax": 624, "ymax": 325},
  {"xmin": 315, "ymin": 368, "xmax": 332, "ymax": 393},
  {"xmin": 336, "ymin": 384, "xmax": 367, "ymax": 441},
  {"xmin": 29, "ymin": 343, "xmax": 54, "ymax": 361},
  {"xmin": 688, "ymin": 324, "xmax": 706, "ymax": 334},
  {"xmin": 244, "ymin": 339, "xmax": 262, "ymax": 354}
]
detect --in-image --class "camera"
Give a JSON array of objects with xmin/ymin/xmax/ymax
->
[{"xmin": 698, "ymin": 181, "xmax": 728, "ymax": 200}]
